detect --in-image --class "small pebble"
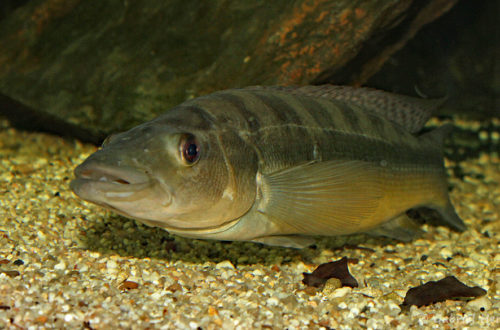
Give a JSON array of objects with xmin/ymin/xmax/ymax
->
[
  {"xmin": 119, "ymin": 281, "xmax": 139, "ymax": 290},
  {"xmin": 328, "ymin": 287, "xmax": 351, "ymax": 299},
  {"xmin": 467, "ymin": 296, "xmax": 492, "ymax": 311},
  {"xmin": 322, "ymin": 278, "xmax": 342, "ymax": 295},
  {"xmin": 35, "ymin": 315, "xmax": 48, "ymax": 323},
  {"xmin": 439, "ymin": 247, "xmax": 453, "ymax": 259},
  {"xmin": 166, "ymin": 283, "xmax": 182, "ymax": 292},
  {"xmin": 215, "ymin": 260, "xmax": 235, "ymax": 269},
  {"xmin": 1, "ymin": 270, "xmax": 20, "ymax": 278},
  {"xmin": 106, "ymin": 260, "xmax": 118, "ymax": 269},
  {"xmin": 266, "ymin": 297, "xmax": 280, "ymax": 306},
  {"xmin": 54, "ymin": 261, "xmax": 67, "ymax": 271}
]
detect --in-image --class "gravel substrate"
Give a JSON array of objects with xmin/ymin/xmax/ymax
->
[{"xmin": 0, "ymin": 117, "xmax": 498, "ymax": 329}]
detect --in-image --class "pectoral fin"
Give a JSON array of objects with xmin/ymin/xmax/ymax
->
[{"xmin": 258, "ymin": 160, "xmax": 383, "ymax": 236}]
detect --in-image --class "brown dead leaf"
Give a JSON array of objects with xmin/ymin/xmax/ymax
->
[
  {"xmin": 402, "ymin": 276, "xmax": 487, "ymax": 307},
  {"xmin": 302, "ymin": 257, "xmax": 358, "ymax": 288}
]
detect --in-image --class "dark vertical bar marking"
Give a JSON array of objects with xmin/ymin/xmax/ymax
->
[
  {"xmin": 293, "ymin": 97, "xmax": 338, "ymax": 129},
  {"xmin": 214, "ymin": 92, "xmax": 263, "ymax": 132},
  {"xmin": 336, "ymin": 102, "xmax": 362, "ymax": 133},
  {"xmin": 252, "ymin": 92, "xmax": 304, "ymax": 126}
]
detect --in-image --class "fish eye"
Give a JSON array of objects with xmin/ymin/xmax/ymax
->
[{"xmin": 180, "ymin": 134, "xmax": 200, "ymax": 165}]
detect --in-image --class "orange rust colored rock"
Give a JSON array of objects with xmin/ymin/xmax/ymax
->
[
  {"xmin": 208, "ymin": 306, "xmax": 219, "ymax": 316},
  {"xmin": 35, "ymin": 315, "xmax": 48, "ymax": 323},
  {"xmin": 120, "ymin": 280, "xmax": 139, "ymax": 290},
  {"xmin": 0, "ymin": 0, "xmax": 459, "ymax": 136}
]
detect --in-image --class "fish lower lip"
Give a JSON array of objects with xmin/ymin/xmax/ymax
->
[{"xmin": 70, "ymin": 178, "xmax": 154, "ymax": 202}]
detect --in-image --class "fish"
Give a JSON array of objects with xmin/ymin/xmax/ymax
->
[{"xmin": 70, "ymin": 85, "xmax": 466, "ymax": 248}]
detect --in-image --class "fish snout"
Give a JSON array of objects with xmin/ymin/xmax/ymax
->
[{"xmin": 70, "ymin": 160, "xmax": 156, "ymax": 203}]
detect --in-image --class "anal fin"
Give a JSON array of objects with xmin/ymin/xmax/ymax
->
[
  {"xmin": 367, "ymin": 213, "xmax": 424, "ymax": 242},
  {"xmin": 433, "ymin": 202, "xmax": 466, "ymax": 232},
  {"xmin": 410, "ymin": 202, "xmax": 466, "ymax": 232}
]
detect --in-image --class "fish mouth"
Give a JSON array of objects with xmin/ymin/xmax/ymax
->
[{"xmin": 70, "ymin": 162, "xmax": 160, "ymax": 202}]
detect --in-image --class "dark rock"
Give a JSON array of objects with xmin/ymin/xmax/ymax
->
[
  {"xmin": 0, "ymin": 0, "xmax": 30, "ymax": 21},
  {"xmin": 0, "ymin": 0, "xmax": 456, "ymax": 140},
  {"xmin": 366, "ymin": 0, "xmax": 499, "ymax": 119}
]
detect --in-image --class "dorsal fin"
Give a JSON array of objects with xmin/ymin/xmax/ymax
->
[
  {"xmin": 418, "ymin": 123, "xmax": 454, "ymax": 146},
  {"xmin": 244, "ymin": 85, "xmax": 445, "ymax": 133}
]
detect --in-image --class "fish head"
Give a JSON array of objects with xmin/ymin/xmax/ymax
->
[{"xmin": 70, "ymin": 107, "xmax": 258, "ymax": 233}]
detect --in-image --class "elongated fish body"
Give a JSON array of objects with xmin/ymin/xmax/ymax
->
[{"xmin": 71, "ymin": 85, "xmax": 465, "ymax": 248}]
